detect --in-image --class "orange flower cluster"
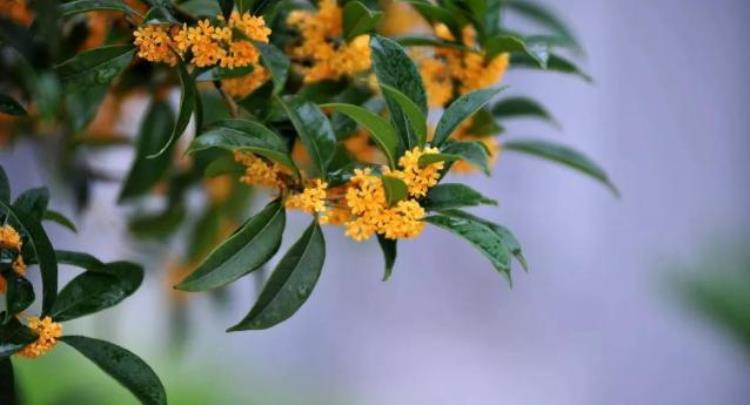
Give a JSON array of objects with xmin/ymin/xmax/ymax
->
[
  {"xmin": 17, "ymin": 316, "xmax": 63, "ymax": 359},
  {"xmin": 450, "ymin": 118, "xmax": 501, "ymax": 174},
  {"xmin": 0, "ymin": 224, "xmax": 26, "ymax": 293}
]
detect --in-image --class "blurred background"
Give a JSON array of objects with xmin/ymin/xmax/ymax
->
[{"xmin": 2, "ymin": 0, "xmax": 750, "ymax": 404}]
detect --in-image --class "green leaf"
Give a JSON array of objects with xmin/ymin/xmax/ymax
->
[
  {"xmin": 62, "ymin": 336, "xmax": 166, "ymax": 405},
  {"xmin": 185, "ymin": 205, "xmax": 221, "ymax": 262},
  {"xmin": 403, "ymin": 0, "xmax": 462, "ymax": 39},
  {"xmin": 219, "ymin": 0, "xmax": 233, "ymax": 19},
  {"xmin": 0, "ymin": 94, "xmax": 27, "ymax": 116},
  {"xmin": 150, "ymin": 61, "xmax": 196, "ymax": 158},
  {"xmin": 43, "ymin": 210, "xmax": 78, "ymax": 233},
  {"xmin": 504, "ymin": 138, "xmax": 619, "ymax": 196},
  {"xmin": 417, "ymin": 153, "xmax": 461, "ymax": 168},
  {"xmin": 433, "ymin": 87, "xmax": 506, "ymax": 146},
  {"xmin": 377, "ymin": 235, "xmax": 397, "ymax": 281},
  {"xmin": 177, "ymin": 201, "xmax": 286, "ymax": 291},
  {"xmin": 466, "ymin": 107, "xmax": 503, "ymax": 136},
  {"xmin": 504, "ymin": 0, "xmax": 581, "ymax": 52},
  {"xmin": 512, "ymin": 53, "xmax": 592, "ymax": 82},
  {"xmin": 56, "ymin": 45, "xmax": 135, "ymax": 89},
  {"xmin": 320, "ymin": 103, "xmax": 399, "ymax": 168},
  {"xmin": 119, "ymin": 101, "xmax": 176, "ymax": 202},
  {"xmin": 425, "ymin": 214, "xmax": 512, "ymax": 284},
  {"xmin": 188, "ymin": 119, "xmax": 296, "ymax": 171},
  {"xmin": 0, "ymin": 166, "xmax": 9, "ymax": 204},
  {"xmin": 485, "ymin": 34, "xmax": 549, "ymax": 68},
  {"xmin": 441, "ymin": 141, "xmax": 491, "ymax": 175},
  {"xmin": 204, "ymin": 155, "xmax": 244, "ymax": 177},
  {"xmin": 343, "ymin": 1, "xmax": 383, "ymax": 41},
  {"xmin": 255, "ymin": 42, "xmax": 290, "ymax": 94},
  {"xmin": 382, "ymin": 176, "xmax": 408, "ymax": 206},
  {"xmin": 395, "ymin": 35, "xmax": 472, "ymax": 51},
  {"xmin": 51, "ymin": 261, "xmax": 144, "ymax": 322},
  {"xmin": 228, "ymin": 220, "xmax": 325, "ymax": 331},
  {"xmin": 379, "ymin": 84, "xmax": 428, "ymax": 146},
  {"xmin": 422, "ymin": 183, "xmax": 497, "ymax": 211},
  {"xmin": 440, "ymin": 209, "xmax": 528, "ymax": 271},
  {"xmin": 176, "ymin": 0, "xmax": 222, "ymax": 17},
  {"xmin": 492, "ymin": 97, "xmax": 558, "ymax": 128},
  {"xmin": 56, "ymin": 250, "xmax": 105, "ymax": 270},
  {"xmin": 0, "ymin": 358, "xmax": 16, "ymax": 404},
  {"xmin": 60, "ymin": 0, "xmax": 140, "ymax": 17},
  {"xmin": 13, "ymin": 187, "xmax": 49, "ymax": 222},
  {"xmin": 276, "ymin": 96, "xmax": 337, "ymax": 179},
  {"xmin": 0, "ymin": 317, "xmax": 37, "ymax": 359},
  {"xmin": 370, "ymin": 34, "xmax": 427, "ymax": 150},
  {"xmin": 4, "ymin": 273, "xmax": 35, "ymax": 319}
]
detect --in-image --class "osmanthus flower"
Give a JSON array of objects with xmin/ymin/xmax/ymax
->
[
  {"xmin": 221, "ymin": 67, "xmax": 271, "ymax": 99},
  {"xmin": 233, "ymin": 150, "xmax": 291, "ymax": 189},
  {"xmin": 0, "ymin": 0, "xmax": 33, "ymax": 25},
  {"xmin": 285, "ymin": 179, "xmax": 329, "ymax": 215},
  {"xmin": 16, "ymin": 316, "xmax": 63, "ymax": 359},
  {"xmin": 286, "ymin": 0, "xmax": 372, "ymax": 83},
  {"xmin": 0, "ymin": 224, "xmax": 27, "ymax": 292},
  {"xmin": 384, "ymin": 146, "xmax": 445, "ymax": 198},
  {"xmin": 133, "ymin": 24, "xmax": 180, "ymax": 66}
]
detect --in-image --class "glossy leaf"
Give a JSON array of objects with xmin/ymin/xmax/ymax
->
[
  {"xmin": 343, "ymin": 1, "xmax": 383, "ymax": 40},
  {"xmin": 433, "ymin": 87, "xmax": 506, "ymax": 146},
  {"xmin": 418, "ymin": 153, "xmax": 462, "ymax": 168},
  {"xmin": 0, "ymin": 358, "xmax": 15, "ymax": 404},
  {"xmin": 119, "ymin": 101, "xmax": 176, "ymax": 201},
  {"xmin": 0, "ymin": 166, "xmax": 8, "ymax": 204},
  {"xmin": 189, "ymin": 119, "xmax": 296, "ymax": 170},
  {"xmin": 228, "ymin": 221, "xmax": 325, "ymax": 331},
  {"xmin": 512, "ymin": 53, "xmax": 592, "ymax": 82},
  {"xmin": 466, "ymin": 107, "xmax": 503, "ymax": 136},
  {"xmin": 504, "ymin": 138, "xmax": 619, "ymax": 196},
  {"xmin": 370, "ymin": 34, "xmax": 427, "ymax": 150},
  {"xmin": 43, "ymin": 209, "xmax": 78, "ymax": 233},
  {"xmin": 56, "ymin": 45, "xmax": 135, "ymax": 89},
  {"xmin": 422, "ymin": 183, "xmax": 497, "ymax": 211},
  {"xmin": 62, "ymin": 336, "xmax": 166, "ymax": 405},
  {"xmin": 425, "ymin": 214, "xmax": 512, "ymax": 283},
  {"xmin": 382, "ymin": 176, "xmax": 408, "ymax": 206},
  {"xmin": 0, "ymin": 94, "xmax": 27, "ymax": 116},
  {"xmin": 60, "ymin": 0, "xmax": 140, "ymax": 16},
  {"xmin": 12, "ymin": 187, "xmax": 49, "ymax": 221},
  {"xmin": 321, "ymin": 103, "xmax": 399, "ymax": 167},
  {"xmin": 277, "ymin": 96, "xmax": 337, "ymax": 179},
  {"xmin": 150, "ymin": 61, "xmax": 196, "ymax": 158},
  {"xmin": 4, "ymin": 273, "xmax": 34, "ymax": 319},
  {"xmin": 504, "ymin": 0, "xmax": 581, "ymax": 52},
  {"xmin": 492, "ymin": 97, "xmax": 558, "ymax": 128},
  {"xmin": 441, "ymin": 141, "xmax": 491, "ymax": 175},
  {"xmin": 380, "ymin": 84, "xmax": 428, "ymax": 146},
  {"xmin": 0, "ymin": 317, "xmax": 37, "ymax": 359},
  {"xmin": 56, "ymin": 250, "xmax": 105, "ymax": 270},
  {"xmin": 255, "ymin": 42, "xmax": 290, "ymax": 94},
  {"xmin": 204, "ymin": 155, "xmax": 244, "ymax": 177},
  {"xmin": 485, "ymin": 35, "xmax": 549, "ymax": 68},
  {"xmin": 377, "ymin": 235, "xmax": 397, "ymax": 281},
  {"xmin": 51, "ymin": 261, "xmax": 144, "ymax": 322},
  {"xmin": 177, "ymin": 201, "xmax": 286, "ymax": 291}
]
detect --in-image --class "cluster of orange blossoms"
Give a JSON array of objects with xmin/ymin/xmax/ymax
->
[
  {"xmin": 286, "ymin": 0, "xmax": 372, "ymax": 83},
  {"xmin": 233, "ymin": 146, "xmax": 444, "ymax": 241},
  {"xmin": 0, "ymin": 224, "xmax": 26, "ymax": 292},
  {"xmin": 17, "ymin": 316, "xmax": 63, "ymax": 359}
]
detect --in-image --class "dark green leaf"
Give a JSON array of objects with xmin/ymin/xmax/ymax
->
[
  {"xmin": 219, "ymin": 0, "xmax": 233, "ymax": 19},
  {"xmin": 418, "ymin": 153, "xmax": 461, "ymax": 168},
  {"xmin": 56, "ymin": 45, "xmax": 135, "ymax": 89},
  {"xmin": 276, "ymin": 96, "xmax": 337, "ymax": 179},
  {"xmin": 43, "ymin": 210, "xmax": 77, "ymax": 233},
  {"xmin": 343, "ymin": 1, "xmax": 383, "ymax": 40},
  {"xmin": 228, "ymin": 220, "xmax": 325, "ymax": 331},
  {"xmin": 379, "ymin": 84, "xmax": 427, "ymax": 146},
  {"xmin": 4, "ymin": 273, "xmax": 34, "ymax": 319},
  {"xmin": 51, "ymin": 261, "xmax": 143, "ymax": 322},
  {"xmin": 255, "ymin": 42, "xmax": 290, "ymax": 94},
  {"xmin": 512, "ymin": 53, "xmax": 592, "ymax": 82},
  {"xmin": 441, "ymin": 141, "xmax": 491, "ymax": 175},
  {"xmin": 177, "ymin": 201, "xmax": 286, "ymax": 291},
  {"xmin": 485, "ymin": 35, "xmax": 549, "ymax": 68},
  {"xmin": 504, "ymin": 0, "xmax": 581, "ymax": 52},
  {"xmin": 377, "ymin": 235, "xmax": 397, "ymax": 281},
  {"xmin": 403, "ymin": 0, "xmax": 462, "ymax": 39},
  {"xmin": 466, "ymin": 107, "xmax": 503, "ymax": 136},
  {"xmin": 0, "ymin": 166, "xmax": 10, "ymax": 204},
  {"xmin": 425, "ymin": 214, "xmax": 512, "ymax": 284},
  {"xmin": 433, "ymin": 86, "xmax": 506, "ymax": 146},
  {"xmin": 0, "ymin": 317, "xmax": 37, "ymax": 359},
  {"xmin": 0, "ymin": 94, "xmax": 27, "ymax": 116},
  {"xmin": 370, "ymin": 34, "xmax": 427, "ymax": 150},
  {"xmin": 321, "ymin": 103, "xmax": 399, "ymax": 168},
  {"xmin": 62, "ymin": 336, "xmax": 166, "ymax": 405},
  {"xmin": 119, "ymin": 101, "xmax": 175, "ymax": 201},
  {"xmin": 0, "ymin": 358, "xmax": 15, "ymax": 404},
  {"xmin": 492, "ymin": 97, "xmax": 558, "ymax": 128},
  {"xmin": 60, "ymin": 0, "xmax": 140, "ymax": 16},
  {"xmin": 504, "ymin": 138, "xmax": 618, "ymax": 196},
  {"xmin": 150, "ymin": 61, "xmax": 196, "ymax": 158},
  {"xmin": 422, "ymin": 183, "xmax": 497, "ymax": 211},
  {"xmin": 382, "ymin": 175, "xmax": 408, "ymax": 206},
  {"xmin": 56, "ymin": 250, "xmax": 105, "ymax": 270},
  {"xmin": 177, "ymin": 0, "xmax": 222, "ymax": 17},
  {"xmin": 204, "ymin": 155, "xmax": 244, "ymax": 177},
  {"xmin": 12, "ymin": 187, "xmax": 49, "ymax": 222},
  {"xmin": 189, "ymin": 119, "xmax": 296, "ymax": 171}
]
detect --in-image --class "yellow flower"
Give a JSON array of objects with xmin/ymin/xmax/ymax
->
[
  {"xmin": 420, "ymin": 58, "xmax": 454, "ymax": 108},
  {"xmin": 234, "ymin": 151, "xmax": 289, "ymax": 189},
  {"xmin": 17, "ymin": 317, "xmax": 63, "ymax": 359},
  {"xmin": 319, "ymin": 205, "xmax": 350, "ymax": 226},
  {"xmin": 133, "ymin": 25, "xmax": 179, "ymax": 66},
  {"xmin": 286, "ymin": 179, "xmax": 329, "ymax": 215},
  {"xmin": 228, "ymin": 10, "xmax": 271, "ymax": 42},
  {"xmin": 287, "ymin": 0, "xmax": 372, "ymax": 83},
  {"xmin": 221, "ymin": 67, "xmax": 270, "ymax": 99},
  {"xmin": 0, "ymin": 224, "xmax": 23, "ymax": 251},
  {"xmin": 391, "ymin": 146, "xmax": 444, "ymax": 198},
  {"xmin": 380, "ymin": 200, "xmax": 425, "ymax": 240}
]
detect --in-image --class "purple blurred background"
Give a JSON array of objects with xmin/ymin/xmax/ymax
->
[{"xmin": 3, "ymin": 0, "xmax": 750, "ymax": 403}]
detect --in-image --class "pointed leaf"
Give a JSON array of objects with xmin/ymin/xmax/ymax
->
[
  {"xmin": 504, "ymin": 138, "xmax": 618, "ymax": 196},
  {"xmin": 343, "ymin": 1, "xmax": 383, "ymax": 40},
  {"xmin": 0, "ymin": 317, "xmax": 37, "ymax": 359},
  {"xmin": 492, "ymin": 97, "xmax": 558, "ymax": 128},
  {"xmin": 0, "ymin": 166, "xmax": 9, "ymax": 204},
  {"xmin": 12, "ymin": 187, "xmax": 49, "ymax": 221},
  {"xmin": 382, "ymin": 176, "xmax": 408, "ymax": 206},
  {"xmin": 62, "ymin": 336, "xmax": 166, "ymax": 405},
  {"xmin": 485, "ymin": 34, "xmax": 549, "ymax": 68},
  {"xmin": 277, "ymin": 96, "xmax": 336, "ymax": 179},
  {"xmin": 377, "ymin": 235, "xmax": 397, "ymax": 281},
  {"xmin": 0, "ymin": 94, "xmax": 27, "ymax": 116},
  {"xmin": 504, "ymin": 0, "xmax": 581, "ymax": 52},
  {"xmin": 150, "ymin": 61, "xmax": 196, "ymax": 158},
  {"xmin": 43, "ymin": 209, "xmax": 78, "ymax": 233},
  {"xmin": 512, "ymin": 53, "xmax": 592, "ymax": 82},
  {"xmin": 321, "ymin": 103, "xmax": 399, "ymax": 167},
  {"xmin": 60, "ymin": 0, "xmax": 140, "ymax": 16},
  {"xmin": 119, "ymin": 101, "xmax": 176, "ymax": 201},
  {"xmin": 441, "ymin": 141, "xmax": 491, "ymax": 175},
  {"xmin": 56, "ymin": 45, "xmax": 135, "ymax": 90},
  {"xmin": 228, "ymin": 221, "xmax": 325, "ymax": 331},
  {"xmin": 56, "ymin": 250, "xmax": 105, "ymax": 271},
  {"xmin": 422, "ymin": 183, "xmax": 497, "ymax": 211},
  {"xmin": 4, "ymin": 273, "xmax": 34, "ymax": 319},
  {"xmin": 255, "ymin": 42, "xmax": 289, "ymax": 94},
  {"xmin": 433, "ymin": 87, "xmax": 506, "ymax": 146},
  {"xmin": 417, "ymin": 153, "xmax": 462, "ymax": 168},
  {"xmin": 177, "ymin": 201, "xmax": 286, "ymax": 291},
  {"xmin": 380, "ymin": 84, "xmax": 428, "ymax": 146}
]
